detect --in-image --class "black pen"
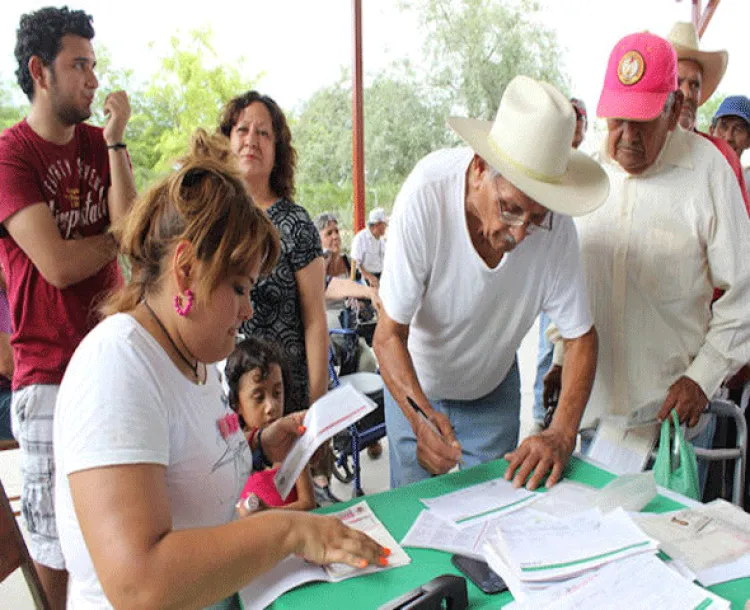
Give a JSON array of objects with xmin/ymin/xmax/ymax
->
[
  {"xmin": 407, "ymin": 396, "xmax": 464, "ymax": 465},
  {"xmin": 406, "ymin": 396, "xmax": 443, "ymax": 437}
]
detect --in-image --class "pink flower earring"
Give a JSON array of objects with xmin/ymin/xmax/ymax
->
[{"xmin": 174, "ymin": 289, "xmax": 194, "ymax": 317}]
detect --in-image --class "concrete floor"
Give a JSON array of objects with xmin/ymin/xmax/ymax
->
[{"xmin": 0, "ymin": 321, "xmax": 541, "ymax": 608}]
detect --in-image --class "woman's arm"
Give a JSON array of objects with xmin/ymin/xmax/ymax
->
[
  {"xmin": 325, "ymin": 277, "xmax": 381, "ymax": 309},
  {"xmin": 0, "ymin": 332, "xmax": 13, "ymax": 379},
  {"xmin": 296, "ymin": 257, "xmax": 329, "ymax": 404},
  {"xmin": 69, "ymin": 462, "xmax": 384, "ymax": 610}
]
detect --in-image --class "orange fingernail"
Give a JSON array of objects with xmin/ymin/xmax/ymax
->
[
  {"xmin": 298, "ymin": 426, "xmax": 307, "ymax": 434},
  {"xmin": 382, "ymin": 547, "xmax": 392, "ymax": 557},
  {"xmin": 357, "ymin": 559, "xmax": 368, "ymax": 569},
  {"xmin": 379, "ymin": 556, "xmax": 389, "ymax": 566}
]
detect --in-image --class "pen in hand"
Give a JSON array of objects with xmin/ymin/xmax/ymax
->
[
  {"xmin": 406, "ymin": 396, "xmax": 463, "ymax": 464},
  {"xmin": 406, "ymin": 395, "xmax": 443, "ymax": 438}
]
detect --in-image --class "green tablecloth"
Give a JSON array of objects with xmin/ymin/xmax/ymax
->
[{"xmin": 269, "ymin": 458, "xmax": 750, "ymax": 609}]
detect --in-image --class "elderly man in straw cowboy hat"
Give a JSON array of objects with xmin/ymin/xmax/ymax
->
[
  {"xmin": 570, "ymin": 32, "xmax": 750, "ymax": 466},
  {"xmin": 667, "ymin": 21, "xmax": 749, "ymax": 211},
  {"xmin": 373, "ymin": 75, "xmax": 609, "ymax": 490}
]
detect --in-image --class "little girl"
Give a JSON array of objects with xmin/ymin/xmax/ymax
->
[{"xmin": 225, "ymin": 337, "xmax": 315, "ymax": 512}]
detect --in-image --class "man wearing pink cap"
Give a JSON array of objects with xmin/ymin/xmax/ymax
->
[{"xmin": 573, "ymin": 32, "xmax": 750, "ymax": 459}]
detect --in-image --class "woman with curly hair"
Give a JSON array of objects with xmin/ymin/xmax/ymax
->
[{"xmin": 220, "ymin": 92, "xmax": 339, "ymax": 504}]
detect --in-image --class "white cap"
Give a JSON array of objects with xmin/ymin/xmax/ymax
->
[{"xmin": 368, "ymin": 208, "xmax": 387, "ymax": 225}]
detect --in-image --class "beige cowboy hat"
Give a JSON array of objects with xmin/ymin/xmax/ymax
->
[
  {"xmin": 446, "ymin": 75, "xmax": 609, "ymax": 216},
  {"xmin": 667, "ymin": 21, "xmax": 728, "ymax": 105}
]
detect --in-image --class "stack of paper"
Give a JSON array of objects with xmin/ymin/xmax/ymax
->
[
  {"xmin": 418, "ymin": 477, "xmax": 539, "ymax": 528},
  {"xmin": 633, "ymin": 499, "xmax": 750, "ymax": 585},
  {"xmin": 504, "ymin": 554, "xmax": 730, "ymax": 610},
  {"xmin": 483, "ymin": 508, "xmax": 659, "ymax": 602},
  {"xmin": 401, "ymin": 507, "xmax": 554, "ymax": 560},
  {"xmin": 239, "ymin": 501, "xmax": 410, "ymax": 610}
]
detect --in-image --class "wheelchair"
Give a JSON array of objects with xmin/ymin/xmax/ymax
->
[{"xmin": 328, "ymin": 327, "xmax": 386, "ymax": 497}]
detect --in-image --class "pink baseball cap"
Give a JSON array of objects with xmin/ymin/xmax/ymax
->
[{"xmin": 597, "ymin": 32, "xmax": 677, "ymax": 121}]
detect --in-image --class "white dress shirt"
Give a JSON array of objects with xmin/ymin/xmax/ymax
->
[{"xmin": 576, "ymin": 127, "xmax": 750, "ymax": 428}]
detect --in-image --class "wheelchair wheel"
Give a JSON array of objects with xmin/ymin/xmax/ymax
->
[{"xmin": 332, "ymin": 453, "xmax": 354, "ymax": 484}]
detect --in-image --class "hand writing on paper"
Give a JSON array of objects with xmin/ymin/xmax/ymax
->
[
  {"xmin": 657, "ymin": 376, "xmax": 708, "ymax": 428},
  {"xmin": 504, "ymin": 428, "xmax": 576, "ymax": 490},
  {"xmin": 292, "ymin": 513, "xmax": 390, "ymax": 569},
  {"xmin": 414, "ymin": 409, "xmax": 462, "ymax": 475},
  {"xmin": 261, "ymin": 411, "xmax": 307, "ymax": 463}
]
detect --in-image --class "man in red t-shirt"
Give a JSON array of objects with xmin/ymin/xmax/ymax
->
[{"xmin": 0, "ymin": 7, "xmax": 136, "ymax": 607}]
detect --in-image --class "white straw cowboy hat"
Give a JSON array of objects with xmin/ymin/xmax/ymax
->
[
  {"xmin": 667, "ymin": 21, "xmax": 727, "ymax": 105},
  {"xmin": 446, "ymin": 75, "xmax": 609, "ymax": 216}
]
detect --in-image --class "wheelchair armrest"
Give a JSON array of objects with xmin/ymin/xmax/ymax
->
[{"xmin": 329, "ymin": 328, "xmax": 358, "ymax": 337}]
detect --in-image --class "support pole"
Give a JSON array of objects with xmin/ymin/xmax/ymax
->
[{"xmin": 352, "ymin": 0, "xmax": 366, "ymax": 233}]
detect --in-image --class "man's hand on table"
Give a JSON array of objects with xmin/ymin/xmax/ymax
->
[
  {"xmin": 503, "ymin": 427, "xmax": 576, "ymax": 490},
  {"xmin": 657, "ymin": 376, "xmax": 708, "ymax": 428},
  {"xmin": 414, "ymin": 410, "xmax": 463, "ymax": 475}
]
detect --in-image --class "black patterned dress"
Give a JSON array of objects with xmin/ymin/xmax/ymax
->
[{"xmin": 241, "ymin": 198, "xmax": 324, "ymax": 413}]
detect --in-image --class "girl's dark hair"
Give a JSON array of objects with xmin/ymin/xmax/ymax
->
[
  {"xmin": 15, "ymin": 6, "xmax": 95, "ymax": 100},
  {"xmin": 224, "ymin": 337, "xmax": 293, "ymax": 425},
  {"xmin": 218, "ymin": 90, "xmax": 297, "ymax": 200},
  {"xmin": 101, "ymin": 128, "xmax": 280, "ymax": 316}
]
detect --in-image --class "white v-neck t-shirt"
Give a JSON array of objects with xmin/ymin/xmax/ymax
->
[{"xmin": 380, "ymin": 147, "xmax": 592, "ymax": 401}]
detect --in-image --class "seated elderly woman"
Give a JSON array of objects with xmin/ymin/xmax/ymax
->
[
  {"xmin": 316, "ymin": 212, "xmax": 383, "ymax": 458},
  {"xmin": 315, "ymin": 212, "xmax": 379, "ymax": 366},
  {"xmin": 53, "ymin": 131, "xmax": 387, "ymax": 610}
]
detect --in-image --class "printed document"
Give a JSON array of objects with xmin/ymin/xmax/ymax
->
[
  {"xmin": 275, "ymin": 384, "xmax": 377, "ymax": 500},
  {"xmin": 588, "ymin": 417, "xmax": 658, "ymax": 475},
  {"xmin": 239, "ymin": 501, "xmax": 410, "ymax": 609},
  {"xmin": 490, "ymin": 508, "xmax": 659, "ymax": 582},
  {"xmin": 419, "ymin": 477, "xmax": 538, "ymax": 527},
  {"xmin": 633, "ymin": 499, "xmax": 750, "ymax": 573},
  {"xmin": 504, "ymin": 554, "xmax": 730, "ymax": 610},
  {"xmin": 401, "ymin": 508, "xmax": 553, "ymax": 559}
]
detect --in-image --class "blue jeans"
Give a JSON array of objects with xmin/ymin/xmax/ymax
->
[
  {"xmin": 0, "ymin": 387, "xmax": 12, "ymax": 441},
  {"xmin": 533, "ymin": 313, "xmax": 554, "ymax": 426},
  {"xmin": 385, "ymin": 359, "xmax": 521, "ymax": 488}
]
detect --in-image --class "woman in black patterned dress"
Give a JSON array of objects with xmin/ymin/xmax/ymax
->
[{"xmin": 220, "ymin": 92, "xmax": 339, "ymax": 504}]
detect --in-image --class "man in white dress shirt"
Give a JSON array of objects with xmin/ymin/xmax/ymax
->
[
  {"xmin": 575, "ymin": 32, "xmax": 750, "ymax": 440},
  {"xmin": 351, "ymin": 208, "xmax": 387, "ymax": 289}
]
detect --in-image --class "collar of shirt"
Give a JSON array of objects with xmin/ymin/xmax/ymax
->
[{"xmin": 598, "ymin": 126, "xmax": 694, "ymax": 178}]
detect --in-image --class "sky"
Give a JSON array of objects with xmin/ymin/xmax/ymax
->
[{"xmin": 1, "ymin": 0, "xmax": 748, "ymax": 154}]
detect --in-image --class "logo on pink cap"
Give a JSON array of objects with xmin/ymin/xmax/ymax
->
[
  {"xmin": 618, "ymin": 51, "xmax": 645, "ymax": 85},
  {"xmin": 597, "ymin": 32, "xmax": 677, "ymax": 121}
]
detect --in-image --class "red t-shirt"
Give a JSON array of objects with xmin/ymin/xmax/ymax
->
[{"xmin": 0, "ymin": 120, "xmax": 121, "ymax": 389}]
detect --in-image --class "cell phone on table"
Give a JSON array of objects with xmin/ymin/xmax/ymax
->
[{"xmin": 451, "ymin": 554, "xmax": 508, "ymax": 594}]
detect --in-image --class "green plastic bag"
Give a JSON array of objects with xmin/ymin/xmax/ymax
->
[{"xmin": 653, "ymin": 410, "xmax": 701, "ymax": 500}]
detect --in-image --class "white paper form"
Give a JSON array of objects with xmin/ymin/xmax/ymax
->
[
  {"xmin": 493, "ymin": 508, "xmax": 659, "ymax": 582},
  {"xmin": 419, "ymin": 477, "xmax": 538, "ymax": 528},
  {"xmin": 239, "ymin": 501, "xmax": 410, "ymax": 610},
  {"xmin": 588, "ymin": 417, "xmax": 659, "ymax": 475},
  {"xmin": 324, "ymin": 501, "xmax": 411, "ymax": 580},
  {"xmin": 275, "ymin": 384, "xmax": 376, "ymax": 500},
  {"xmin": 505, "ymin": 554, "xmax": 730, "ymax": 610},
  {"xmin": 633, "ymin": 499, "xmax": 750, "ymax": 573},
  {"xmin": 401, "ymin": 508, "xmax": 554, "ymax": 559}
]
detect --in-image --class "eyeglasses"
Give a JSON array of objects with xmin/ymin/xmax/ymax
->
[{"xmin": 498, "ymin": 199, "xmax": 553, "ymax": 233}]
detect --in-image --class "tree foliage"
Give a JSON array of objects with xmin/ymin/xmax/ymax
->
[
  {"xmin": 402, "ymin": 0, "xmax": 569, "ymax": 120},
  {"xmin": 697, "ymin": 92, "xmax": 726, "ymax": 134}
]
